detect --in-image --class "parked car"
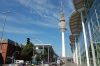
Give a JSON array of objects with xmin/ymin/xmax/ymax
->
[
  {"xmin": 51, "ymin": 62, "xmax": 57, "ymax": 66},
  {"xmin": 15, "ymin": 60, "xmax": 24, "ymax": 64}
]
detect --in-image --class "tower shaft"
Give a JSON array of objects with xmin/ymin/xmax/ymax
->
[
  {"xmin": 62, "ymin": 32, "xmax": 66, "ymax": 57},
  {"xmin": 59, "ymin": 0, "xmax": 66, "ymax": 59}
]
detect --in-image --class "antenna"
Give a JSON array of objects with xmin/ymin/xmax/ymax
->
[
  {"xmin": 0, "ymin": 11, "xmax": 10, "ymax": 53},
  {"xmin": 60, "ymin": 0, "xmax": 64, "ymax": 14},
  {"xmin": 0, "ymin": 11, "xmax": 10, "ymax": 41}
]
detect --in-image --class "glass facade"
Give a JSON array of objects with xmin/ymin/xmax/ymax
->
[
  {"xmin": 86, "ymin": 0, "xmax": 100, "ymax": 66},
  {"xmin": 78, "ymin": 32, "xmax": 87, "ymax": 66},
  {"xmin": 70, "ymin": 0, "xmax": 100, "ymax": 66},
  {"xmin": 80, "ymin": 0, "xmax": 100, "ymax": 66},
  {"xmin": 72, "ymin": 0, "xmax": 100, "ymax": 66},
  {"xmin": 88, "ymin": 0, "xmax": 100, "ymax": 43}
]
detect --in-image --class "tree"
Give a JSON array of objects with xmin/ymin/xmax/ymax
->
[{"xmin": 21, "ymin": 38, "xmax": 34, "ymax": 61}]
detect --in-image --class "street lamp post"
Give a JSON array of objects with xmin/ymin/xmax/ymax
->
[
  {"xmin": 80, "ymin": 11, "xmax": 90, "ymax": 66},
  {"xmin": 48, "ymin": 46, "xmax": 49, "ymax": 63}
]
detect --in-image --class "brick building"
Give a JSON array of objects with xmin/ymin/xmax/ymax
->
[{"xmin": 0, "ymin": 39, "xmax": 22, "ymax": 64}]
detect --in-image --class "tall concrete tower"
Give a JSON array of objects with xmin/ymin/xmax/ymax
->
[{"xmin": 59, "ymin": 1, "xmax": 66, "ymax": 58}]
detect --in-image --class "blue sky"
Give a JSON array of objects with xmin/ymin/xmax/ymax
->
[{"xmin": 0, "ymin": 0, "xmax": 74, "ymax": 57}]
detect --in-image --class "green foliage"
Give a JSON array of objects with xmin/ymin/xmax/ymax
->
[
  {"xmin": 21, "ymin": 38, "xmax": 34, "ymax": 61},
  {"xmin": 21, "ymin": 43, "xmax": 33, "ymax": 55}
]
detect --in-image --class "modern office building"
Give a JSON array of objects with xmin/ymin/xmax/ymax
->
[
  {"xmin": 0, "ymin": 39, "xmax": 22, "ymax": 64},
  {"xmin": 69, "ymin": 0, "xmax": 100, "ymax": 66},
  {"xmin": 34, "ymin": 44, "xmax": 58, "ymax": 63}
]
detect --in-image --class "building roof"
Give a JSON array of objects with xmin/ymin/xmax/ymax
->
[
  {"xmin": 35, "ymin": 44, "xmax": 52, "ymax": 46},
  {"xmin": 70, "ymin": 11, "xmax": 82, "ymax": 35},
  {"xmin": 0, "ymin": 39, "xmax": 8, "ymax": 43},
  {"xmin": 0, "ymin": 39, "xmax": 21, "ymax": 47},
  {"xmin": 34, "ymin": 44, "xmax": 58, "ymax": 57},
  {"xmin": 73, "ymin": 0, "xmax": 93, "ymax": 11},
  {"xmin": 72, "ymin": 0, "xmax": 84, "ymax": 10},
  {"xmin": 70, "ymin": 35, "xmax": 75, "ymax": 46}
]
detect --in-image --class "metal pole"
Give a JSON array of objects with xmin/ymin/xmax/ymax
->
[
  {"xmin": 95, "ymin": 9, "xmax": 99, "ymax": 26},
  {"xmin": 72, "ymin": 45, "xmax": 75, "ymax": 63},
  {"xmin": 88, "ymin": 19, "xmax": 96, "ymax": 66},
  {"xmin": 43, "ymin": 45, "xmax": 44, "ymax": 55},
  {"xmin": 73, "ymin": 52, "xmax": 75, "ymax": 63},
  {"xmin": 74, "ymin": 44, "xmax": 76, "ymax": 64},
  {"xmin": 75, "ymin": 37, "xmax": 78, "ymax": 65},
  {"xmin": 80, "ymin": 12, "xmax": 90, "ymax": 66},
  {"xmin": 78, "ymin": 42, "xmax": 81, "ymax": 65},
  {"xmin": 62, "ymin": 32, "xmax": 66, "ymax": 57},
  {"xmin": 42, "ymin": 45, "xmax": 44, "ymax": 66},
  {"xmin": 48, "ymin": 46, "xmax": 49, "ymax": 63},
  {"xmin": 75, "ymin": 52, "xmax": 76, "ymax": 64},
  {"xmin": 73, "ymin": 44, "xmax": 76, "ymax": 64},
  {"xmin": 33, "ymin": 47, "xmax": 34, "ymax": 56}
]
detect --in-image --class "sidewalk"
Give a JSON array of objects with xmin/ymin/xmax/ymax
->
[
  {"xmin": 61, "ymin": 61, "xmax": 84, "ymax": 66},
  {"xmin": 62, "ymin": 62, "xmax": 77, "ymax": 66}
]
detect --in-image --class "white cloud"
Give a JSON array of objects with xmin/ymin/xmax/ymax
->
[
  {"xmin": 15, "ymin": 0, "xmax": 60, "ymax": 28},
  {"xmin": 16, "ymin": 0, "xmax": 55, "ymax": 16},
  {"xmin": 0, "ymin": 0, "xmax": 74, "ymax": 30},
  {"xmin": 0, "ymin": 11, "xmax": 59, "ymax": 29},
  {"xmin": 37, "ymin": 22, "xmax": 57, "ymax": 28},
  {"xmin": 0, "ymin": 13, "xmax": 34, "ymax": 25},
  {"xmin": 0, "ymin": 13, "xmax": 57, "ymax": 35},
  {"xmin": 0, "ymin": 14, "xmax": 42, "ymax": 34},
  {"xmin": 0, "ymin": 25, "xmax": 41, "ymax": 34}
]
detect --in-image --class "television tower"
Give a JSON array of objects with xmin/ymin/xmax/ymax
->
[{"xmin": 59, "ymin": 1, "xmax": 66, "ymax": 58}]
